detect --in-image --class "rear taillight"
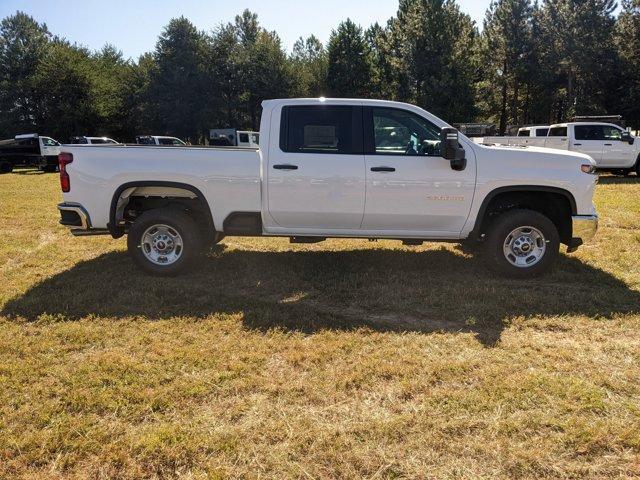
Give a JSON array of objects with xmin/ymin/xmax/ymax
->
[{"xmin": 59, "ymin": 152, "xmax": 73, "ymax": 192}]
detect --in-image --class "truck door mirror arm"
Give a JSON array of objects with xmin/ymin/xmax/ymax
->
[{"xmin": 440, "ymin": 127, "xmax": 467, "ymax": 171}]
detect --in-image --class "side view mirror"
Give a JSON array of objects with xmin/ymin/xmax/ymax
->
[
  {"xmin": 621, "ymin": 132, "xmax": 635, "ymax": 145},
  {"xmin": 440, "ymin": 127, "xmax": 467, "ymax": 171}
]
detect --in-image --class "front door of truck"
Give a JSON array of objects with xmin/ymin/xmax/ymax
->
[
  {"xmin": 600, "ymin": 125, "xmax": 636, "ymax": 168},
  {"xmin": 40, "ymin": 137, "xmax": 61, "ymax": 158},
  {"xmin": 361, "ymin": 107, "xmax": 475, "ymax": 235},
  {"xmin": 266, "ymin": 105, "xmax": 366, "ymax": 230}
]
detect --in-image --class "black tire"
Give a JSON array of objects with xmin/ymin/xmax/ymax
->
[
  {"xmin": 127, "ymin": 208, "xmax": 204, "ymax": 276},
  {"xmin": 484, "ymin": 209, "xmax": 560, "ymax": 278},
  {"xmin": 42, "ymin": 165, "xmax": 58, "ymax": 173},
  {"xmin": 0, "ymin": 161, "xmax": 13, "ymax": 174},
  {"xmin": 636, "ymin": 157, "xmax": 640, "ymax": 177}
]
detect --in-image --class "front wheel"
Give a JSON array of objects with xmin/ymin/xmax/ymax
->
[
  {"xmin": 484, "ymin": 209, "xmax": 560, "ymax": 278},
  {"xmin": 127, "ymin": 209, "xmax": 204, "ymax": 276}
]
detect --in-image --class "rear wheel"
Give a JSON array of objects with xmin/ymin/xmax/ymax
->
[
  {"xmin": 0, "ymin": 160, "xmax": 13, "ymax": 174},
  {"xmin": 127, "ymin": 209, "xmax": 204, "ymax": 276},
  {"xmin": 42, "ymin": 165, "xmax": 58, "ymax": 173},
  {"xmin": 636, "ymin": 158, "xmax": 640, "ymax": 177},
  {"xmin": 484, "ymin": 209, "xmax": 560, "ymax": 278}
]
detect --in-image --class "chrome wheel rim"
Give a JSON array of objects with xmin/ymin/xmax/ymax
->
[
  {"xmin": 503, "ymin": 226, "xmax": 547, "ymax": 268},
  {"xmin": 140, "ymin": 224, "xmax": 183, "ymax": 266}
]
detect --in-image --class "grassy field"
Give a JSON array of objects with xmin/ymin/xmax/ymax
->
[{"xmin": 0, "ymin": 170, "xmax": 639, "ymax": 479}]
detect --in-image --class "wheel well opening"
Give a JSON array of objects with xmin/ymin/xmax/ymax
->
[
  {"xmin": 112, "ymin": 185, "xmax": 215, "ymax": 238},
  {"xmin": 477, "ymin": 191, "xmax": 573, "ymax": 245}
]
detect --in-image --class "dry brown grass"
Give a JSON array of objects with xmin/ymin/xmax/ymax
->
[{"xmin": 1, "ymin": 170, "xmax": 639, "ymax": 479}]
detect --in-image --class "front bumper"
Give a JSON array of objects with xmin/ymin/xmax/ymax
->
[{"xmin": 568, "ymin": 215, "xmax": 598, "ymax": 252}]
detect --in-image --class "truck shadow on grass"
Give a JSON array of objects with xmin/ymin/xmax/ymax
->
[{"xmin": 3, "ymin": 247, "xmax": 639, "ymax": 347}]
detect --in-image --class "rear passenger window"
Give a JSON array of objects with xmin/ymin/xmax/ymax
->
[
  {"xmin": 280, "ymin": 106, "xmax": 362, "ymax": 154},
  {"xmin": 536, "ymin": 128, "xmax": 549, "ymax": 137},
  {"xmin": 518, "ymin": 130, "xmax": 530, "ymax": 137},
  {"xmin": 548, "ymin": 127, "xmax": 568, "ymax": 137},
  {"xmin": 575, "ymin": 125, "xmax": 604, "ymax": 141}
]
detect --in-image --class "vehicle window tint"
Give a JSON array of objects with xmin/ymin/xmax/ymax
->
[
  {"xmin": 603, "ymin": 126, "xmax": 622, "ymax": 141},
  {"xmin": 370, "ymin": 107, "xmax": 441, "ymax": 156},
  {"xmin": 548, "ymin": 127, "xmax": 568, "ymax": 137},
  {"xmin": 518, "ymin": 130, "xmax": 530, "ymax": 137},
  {"xmin": 239, "ymin": 133, "xmax": 249, "ymax": 143},
  {"xmin": 574, "ymin": 125, "xmax": 604, "ymax": 141},
  {"xmin": 280, "ymin": 106, "xmax": 361, "ymax": 154},
  {"xmin": 536, "ymin": 128, "xmax": 549, "ymax": 137},
  {"xmin": 41, "ymin": 137, "xmax": 59, "ymax": 146},
  {"xmin": 91, "ymin": 138, "xmax": 109, "ymax": 144},
  {"xmin": 158, "ymin": 138, "xmax": 173, "ymax": 145}
]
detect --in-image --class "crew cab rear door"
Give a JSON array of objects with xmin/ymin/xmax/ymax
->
[
  {"xmin": 572, "ymin": 125, "xmax": 604, "ymax": 164},
  {"xmin": 266, "ymin": 104, "xmax": 366, "ymax": 229}
]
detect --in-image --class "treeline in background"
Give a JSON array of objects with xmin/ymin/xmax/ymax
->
[{"xmin": 1, "ymin": 0, "xmax": 639, "ymax": 143}]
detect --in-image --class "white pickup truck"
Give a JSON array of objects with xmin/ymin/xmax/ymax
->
[
  {"xmin": 477, "ymin": 122, "xmax": 640, "ymax": 174},
  {"xmin": 57, "ymin": 98, "xmax": 598, "ymax": 278}
]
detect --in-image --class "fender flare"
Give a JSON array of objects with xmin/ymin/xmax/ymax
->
[
  {"xmin": 108, "ymin": 181, "xmax": 215, "ymax": 238},
  {"xmin": 468, "ymin": 185, "xmax": 577, "ymax": 240}
]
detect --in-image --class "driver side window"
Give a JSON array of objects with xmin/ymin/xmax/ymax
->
[{"xmin": 370, "ymin": 108, "xmax": 441, "ymax": 156}]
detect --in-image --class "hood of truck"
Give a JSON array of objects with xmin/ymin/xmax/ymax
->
[{"xmin": 475, "ymin": 143, "xmax": 596, "ymax": 165}]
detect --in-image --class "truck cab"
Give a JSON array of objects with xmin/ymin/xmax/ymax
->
[
  {"xmin": 546, "ymin": 122, "xmax": 639, "ymax": 171},
  {"xmin": 0, "ymin": 134, "xmax": 61, "ymax": 173}
]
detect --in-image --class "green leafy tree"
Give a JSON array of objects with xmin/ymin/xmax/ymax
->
[
  {"xmin": 326, "ymin": 19, "xmax": 375, "ymax": 97},
  {"xmin": 150, "ymin": 17, "xmax": 210, "ymax": 142},
  {"xmin": 615, "ymin": 0, "xmax": 640, "ymax": 128},
  {"xmin": 32, "ymin": 40, "xmax": 98, "ymax": 140},
  {"xmin": 385, "ymin": 0, "xmax": 478, "ymax": 122},
  {"xmin": 479, "ymin": 0, "xmax": 534, "ymax": 133},
  {"xmin": 537, "ymin": 0, "xmax": 618, "ymax": 121},
  {"xmin": 291, "ymin": 35, "xmax": 328, "ymax": 97},
  {"xmin": 0, "ymin": 12, "xmax": 51, "ymax": 136}
]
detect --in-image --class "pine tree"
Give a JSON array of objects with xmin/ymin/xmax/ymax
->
[
  {"xmin": 615, "ymin": 0, "xmax": 640, "ymax": 128},
  {"xmin": 291, "ymin": 35, "xmax": 328, "ymax": 97},
  {"xmin": 150, "ymin": 17, "xmax": 210, "ymax": 142},
  {"xmin": 480, "ymin": 0, "xmax": 533, "ymax": 133},
  {"xmin": 386, "ymin": 0, "xmax": 478, "ymax": 122},
  {"xmin": 326, "ymin": 19, "xmax": 375, "ymax": 97}
]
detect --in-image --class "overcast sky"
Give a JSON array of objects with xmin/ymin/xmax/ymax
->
[{"xmin": 1, "ymin": 0, "xmax": 492, "ymax": 60}]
